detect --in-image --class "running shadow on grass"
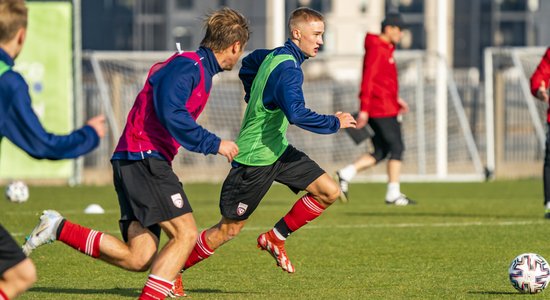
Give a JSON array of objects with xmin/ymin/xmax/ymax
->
[
  {"xmin": 29, "ymin": 287, "xmax": 140, "ymax": 297},
  {"xmin": 467, "ymin": 291, "xmax": 519, "ymax": 295},
  {"xmin": 30, "ymin": 286, "xmax": 255, "ymax": 297}
]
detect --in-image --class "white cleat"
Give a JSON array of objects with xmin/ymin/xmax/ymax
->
[
  {"xmin": 385, "ymin": 194, "xmax": 417, "ymax": 206},
  {"xmin": 22, "ymin": 210, "xmax": 63, "ymax": 256}
]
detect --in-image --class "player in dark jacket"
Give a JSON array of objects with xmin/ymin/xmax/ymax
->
[
  {"xmin": 530, "ymin": 47, "xmax": 550, "ymax": 218},
  {"xmin": 0, "ymin": 1, "xmax": 105, "ymax": 298},
  {"xmin": 336, "ymin": 12, "xmax": 415, "ymax": 206}
]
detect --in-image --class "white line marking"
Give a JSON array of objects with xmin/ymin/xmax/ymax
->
[{"xmin": 9, "ymin": 220, "xmax": 544, "ymax": 237}]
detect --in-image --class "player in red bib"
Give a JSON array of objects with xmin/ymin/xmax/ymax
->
[{"xmin": 22, "ymin": 8, "xmax": 250, "ymax": 300}]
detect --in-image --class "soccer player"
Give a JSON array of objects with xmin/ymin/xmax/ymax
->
[
  {"xmin": 335, "ymin": 12, "xmax": 416, "ymax": 205},
  {"xmin": 530, "ymin": 47, "xmax": 550, "ymax": 219},
  {"xmin": 173, "ymin": 7, "xmax": 356, "ymax": 287},
  {"xmin": 0, "ymin": 0, "xmax": 105, "ymax": 298},
  {"xmin": 22, "ymin": 8, "xmax": 249, "ymax": 300}
]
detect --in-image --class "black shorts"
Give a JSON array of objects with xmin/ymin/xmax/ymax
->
[
  {"xmin": 219, "ymin": 145, "xmax": 325, "ymax": 220},
  {"xmin": 369, "ymin": 116, "xmax": 405, "ymax": 162},
  {"xmin": 112, "ymin": 158, "xmax": 193, "ymax": 242},
  {"xmin": 0, "ymin": 224, "xmax": 26, "ymax": 275}
]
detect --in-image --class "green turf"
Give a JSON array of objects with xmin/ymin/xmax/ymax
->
[{"xmin": 2, "ymin": 180, "xmax": 550, "ymax": 299}]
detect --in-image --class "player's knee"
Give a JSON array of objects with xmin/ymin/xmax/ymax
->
[
  {"xmin": 127, "ymin": 253, "xmax": 156, "ymax": 272},
  {"xmin": 372, "ymin": 150, "xmax": 387, "ymax": 163},
  {"xmin": 314, "ymin": 181, "xmax": 340, "ymax": 205}
]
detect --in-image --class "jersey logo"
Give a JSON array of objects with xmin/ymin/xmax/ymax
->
[
  {"xmin": 389, "ymin": 57, "xmax": 395, "ymax": 64},
  {"xmin": 171, "ymin": 193, "xmax": 184, "ymax": 208},
  {"xmin": 237, "ymin": 202, "xmax": 248, "ymax": 216}
]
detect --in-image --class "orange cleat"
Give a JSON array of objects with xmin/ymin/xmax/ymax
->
[
  {"xmin": 168, "ymin": 274, "xmax": 187, "ymax": 298},
  {"xmin": 257, "ymin": 231, "xmax": 295, "ymax": 273}
]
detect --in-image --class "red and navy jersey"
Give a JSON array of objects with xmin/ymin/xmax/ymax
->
[
  {"xmin": 113, "ymin": 47, "xmax": 222, "ymax": 162},
  {"xmin": 359, "ymin": 33, "xmax": 400, "ymax": 118},
  {"xmin": 0, "ymin": 48, "xmax": 99, "ymax": 160},
  {"xmin": 530, "ymin": 47, "xmax": 550, "ymax": 122}
]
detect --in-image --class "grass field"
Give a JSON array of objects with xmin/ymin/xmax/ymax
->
[{"xmin": 2, "ymin": 179, "xmax": 550, "ymax": 299}]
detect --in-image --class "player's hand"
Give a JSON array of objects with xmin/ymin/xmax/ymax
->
[
  {"xmin": 398, "ymin": 97, "xmax": 409, "ymax": 114},
  {"xmin": 335, "ymin": 112, "xmax": 356, "ymax": 129},
  {"xmin": 356, "ymin": 111, "xmax": 368, "ymax": 129},
  {"xmin": 218, "ymin": 140, "xmax": 239, "ymax": 162},
  {"xmin": 87, "ymin": 114, "xmax": 106, "ymax": 138},
  {"xmin": 537, "ymin": 81, "xmax": 549, "ymax": 103}
]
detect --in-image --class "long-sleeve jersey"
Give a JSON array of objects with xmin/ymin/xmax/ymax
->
[
  {"xmin": 112, "ymin": 47, "xmax": 222, "ymax": 161},
  {"xmin": 359, "ymin": 33, "xmax": 400, "ymax": 118},
  {"xmin": 238, "ymin": 39, "xmax": 340, "ymax": 134},
  {"xmin": 530, "ymin": 47, "xmax": 550, "ymax": 123},
  {"xmin": 0, "ymin": 48, "xmax": 99, "ymax": 160}
]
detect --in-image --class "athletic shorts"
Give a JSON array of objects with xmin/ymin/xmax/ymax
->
[
  {"xmin": 219, "ymin": 145, "xmax": 325, "ymax": 220},
  {"xmin": 369, "ymin": 116, "xmax": 405, "ymax": 161},
  {"xmin": 0, "ymin": 224, "xmax": 26, "ymax": 275},
  {"xmin": 112, "ymin": 158, "xmax": 192, "ymax": 242}
]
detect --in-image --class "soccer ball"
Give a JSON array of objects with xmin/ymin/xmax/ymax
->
[
  {"xmin": 5, "ymin": 180, "xmax": 29, "ymax": 203},
  {"xmin": 509, "ymin": 253, "xmax": 550, "ymax": 294}
]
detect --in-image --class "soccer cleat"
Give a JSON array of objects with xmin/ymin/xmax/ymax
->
[
  {"xmin": 257, "ymin": 231, "xmax": 295, "ymax": 273},
  {"xmin": 168, "ymin": 274, "xmax": 187, "ymax": 298},
  {"xmin": 22, "ymin": 210, "xmax": 63, "ymax": 256},
  {"xmin": 335, "ymin": 171, "xmax": 349, "ymax": 203},
  {"xmin": 385, "ymin": 194, "xmax": 416, "ymax": 206},
  {"xmin": 544, "ymin": 209, "xmax": 550, "ymax": 219}
]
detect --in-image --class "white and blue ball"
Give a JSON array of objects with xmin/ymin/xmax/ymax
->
[
  {"xmin": 509, "ymin": 253, "xmax": 550, "ymax": 294},
  {"xmin": 5, "ymin": 180, "xmax": 29, "ymax": 203}
]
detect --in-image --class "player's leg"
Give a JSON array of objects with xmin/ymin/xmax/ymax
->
[
  {"xmin": 139, "ymin": 213, "xmax": 197, "ymax": 300},
  {"xmin": 23, "ymin": 211, "xmax": 159, "ymax": 272},
  {"xmin": 258, "ymin": 146, "xmax": 332, "ymax": 273},
  {"xmin": 544, "ymin": 124, "xmax": 550, "ymax": 218},
  {"xmin": 337, "ymin": 118, "xmax": 386, "ymax": 202},
  {"xmin": 0, "ymin": 224, "xmax": 36, "ymax": 299},
  {"xmin": 380, "ymin": 117, "xmax": 415, "ymax": 205}
]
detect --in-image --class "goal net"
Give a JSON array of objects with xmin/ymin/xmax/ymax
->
[{"xmin": 81, "ymin": 50, "xmax": 486, "ymax": 183}]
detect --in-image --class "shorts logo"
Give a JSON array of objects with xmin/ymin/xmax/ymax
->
[
  {"xmin": 171, "ymin": 193, "xmax": 184, "ymax": 208},
  {"xmin": 236, "ymin": 202, "xmax": 248, "ymax": 216}
]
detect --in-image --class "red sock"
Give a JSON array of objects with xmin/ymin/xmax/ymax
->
[
  {"xmin": 58, "ymin": 220, "xmax": 103, "ymax": 258},
  {"xmin": 283, "ymin": 194, "xmax": 325, "ymax": 231},
  {"xmin": 183, "ymin": 230, "xmax": 214, "ymax": 270},
  {"xmin": 0, "ymin": 289, "xmax": 9, "ymax": 300},
  {"xmin": 139, "ymin": 274, "xmax": 172, "ymax": 300}
]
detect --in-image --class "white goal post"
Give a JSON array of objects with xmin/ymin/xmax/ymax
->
[{"xmin": 80, "ymin": 50, "xmax": 488, "ymax": 183}]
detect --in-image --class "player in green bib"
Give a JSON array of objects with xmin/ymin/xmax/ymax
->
[{"xmin": 177, "ymin": 8, "xmax": 356, "ymax": 280}]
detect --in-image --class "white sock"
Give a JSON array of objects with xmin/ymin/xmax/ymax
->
[
  {"xmin": 272, "ymin": 228, "xmax": 286, "ymax": 241},
  {"xmin": 386, "ymin": 182, "xmax": 400, "ymax": 201},
  {"xmin": 545, "ymin": 202, "xmax": 550, "ymax": 210},
  {"xmin": 338, "ymin": 165, "xmax": 356, "ymax": 182}
]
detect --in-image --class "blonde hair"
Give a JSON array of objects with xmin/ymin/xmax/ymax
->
[
  {"xmin": 200, "ymin": 7, "xmax": 250, "ymax": 52},
  {"xmin": 0, "ymin": 0, "xmax": 27, "ymax": 44},
  {"xmin": 288, "ymin": 7, "xmax": 324, "ymax": 34}
]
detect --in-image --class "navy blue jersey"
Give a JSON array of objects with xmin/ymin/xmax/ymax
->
[
  {"xmin": 0, "ymin": 48, "xmax": 98, "ymax": 160},
  {"xmin": 238, "ymin": 39, "xmax": 340, "ymax": 134}
]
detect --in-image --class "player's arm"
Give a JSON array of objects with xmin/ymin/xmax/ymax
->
[
  {"xmin": 2, "ymin": 75, "xmax": 100, "ymax": 160},
  {"xmin": 530, "ymin": 48, "xmax": 550, "ymax": 102},
  {"xmin": 239, "ymin": 49, "xmax": 271, "ymax": 103},
  {"xmin": 152, "ymin": 59, "xmax": 222, "ymax": 156},
  {"xmin": 273, "ymin": 66, "xmax": 342, "ymax": 134}
]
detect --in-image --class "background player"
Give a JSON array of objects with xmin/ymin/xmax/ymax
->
[
  {"xmin": 336, "ymin": 12, "xmax": 416, "ymax": 206},
  {"xmin": 0, "ymin": 0, "xmax": 105, "ymax": 298},
  {"xmin": 22, "ymin": 8, "xmax": 249, "ymax": 300},
  {"xmin": 530, "ymin": 47, "xmax": 550, "ymax": 218}
]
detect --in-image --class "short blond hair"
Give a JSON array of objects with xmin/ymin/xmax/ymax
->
[
  {"xmin": 0, "ymin": 0, "xmax": 27, "ymax": 44},
  {"xmin": 200, "ymin": 7, "xmax": 250, "ymax": 52},
  {"xmin": 288, "ymin": 7, "xmax": 324, "ymax": 34}
]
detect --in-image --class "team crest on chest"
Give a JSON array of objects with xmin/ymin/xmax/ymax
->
[
  {"xmin": 171, "ymin": 193, "xmax": 184, "ymax": 208},
  {"xmin": 237, "ymin": 202, "xmax": 248, "ymax": 216}
]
